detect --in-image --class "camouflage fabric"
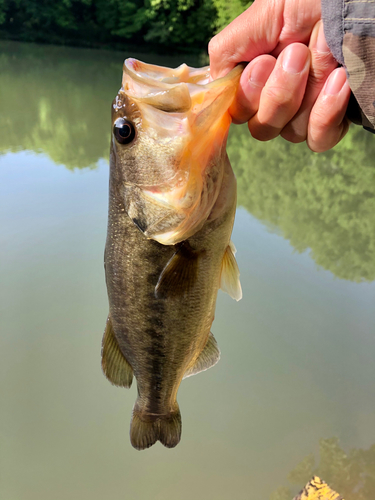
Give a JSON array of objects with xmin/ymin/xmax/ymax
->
[
  {"xmin": 322, "ymin": 0, "xmax": 375, "ymax": 132},
  {"xmin": 343, "ymin": 32, "xmax": 375, "ymax": 130},
  {"xmin": 293, "ymin": 476, "xmax": 344, "ymax": 500}
]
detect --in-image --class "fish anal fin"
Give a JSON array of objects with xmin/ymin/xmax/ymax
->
[
  {"xmin": 155, "ymin": 242, "xmax": 201, "ymax": 300},
  {"xmin": 183, "ymin": 332, "xmax": 220, "ymax": 379},
  {"xmin": 220, "ymin": 241, "xmax": 242, "ymax": 301},
  {"xmin": 101, "ymin": 316, "xmax": 133, "ymax": 388}
]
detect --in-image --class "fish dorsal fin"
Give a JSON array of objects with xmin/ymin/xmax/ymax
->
[
  {"xmin": 155, "ymin": 243, "xmax": 200, "ymax": 299},
  {"xmin": 183, "ymin": 333, "xmax": 220, "ymax": 379},
  {"xmin": 220, "ymin": 241, "xmax": 242, "ymax": 301},
  {"xmin": 101, "ymin": 316, "xmax": 133, "ymax": 388}
]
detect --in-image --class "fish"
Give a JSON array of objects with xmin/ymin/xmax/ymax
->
[{"xmin": 102, "ymin": 58, "xmax": 243, "ymax": 450}]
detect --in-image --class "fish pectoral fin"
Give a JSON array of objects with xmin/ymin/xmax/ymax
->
[
  {"xmin": 155, "ymin": 242, "xmax": 200, "ymax": 299},
  {"xmin": 101, "ymin": 315, "xmax": 133, "ymax": 388},
  {"xmin": 220, "ymin": 241, "xmax": 242, "ymax": 301},
  {"xmin": 183, "ymin": 332, "xmax": 220, "ymax": 379}
]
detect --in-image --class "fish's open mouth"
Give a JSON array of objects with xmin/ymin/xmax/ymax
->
[{"xmin": 116, "ymin": 59, "xmax": 243, "ymax": 245}]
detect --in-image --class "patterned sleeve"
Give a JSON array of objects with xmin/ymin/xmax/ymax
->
[{"xmin": 322, "ymin": 0, "xmax": 375, "ymax": 133}]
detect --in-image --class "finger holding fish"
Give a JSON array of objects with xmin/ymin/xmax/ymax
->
[{"xmin": 229, "ymin": 55, "xmax": 277, "ymax": 124}]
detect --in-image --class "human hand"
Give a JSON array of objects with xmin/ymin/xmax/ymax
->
[{"xmin": 209, "ymin": 0, "xmax": 351, "ymax": 152}]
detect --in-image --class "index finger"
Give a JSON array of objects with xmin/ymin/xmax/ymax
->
[{"xmin": 208, "ymin": 0, "xmax": 285, "ymax": 79}]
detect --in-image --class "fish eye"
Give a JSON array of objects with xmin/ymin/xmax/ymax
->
[{"xmin": 113, "ymin": 118, "xmax": 136, "ymax": 145}]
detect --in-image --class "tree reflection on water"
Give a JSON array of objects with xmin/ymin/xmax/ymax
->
[
  {"xmin": 270, "ymin": 437, "xmax": 375, "ymax": 500},
  {"xmin": 1, "ymin": 40, "xmax": 374, "ymax": 283},
  {"xmin": 228, "ymin": 125, "xmax": 375, "ymax": 283}
]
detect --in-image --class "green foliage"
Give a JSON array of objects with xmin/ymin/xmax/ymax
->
[
  {"xmin": 1, "ymin": 0, "xmax": 95, "ymax": 43},
  {"xmin": 0, "ymin": 0, "xmax": 226, "ymax": 52},
  {"xmin": 0, "ymin": 0, "xmax": 251, "ymax": 51},
  {"xmin": 95, "ymin": 0, "xmax": 148, "ymax": 39},
  {"xmin": 227, "ymin": 124, "xmax": 375, "ymax": 282},
  {"xmin": 0, "ymin": 0, "xmax": 6, "ymax": 24},
  {"xmin": 143, "ymin": 0, "xmax": 217, "ymax": 47},
  {"xmin": 270, "ymin": 437, "xmax": 375, "ymax": 500},
  {"xmin": 212, "ymin": 0, "xmax": 251, "ymax": 33}
]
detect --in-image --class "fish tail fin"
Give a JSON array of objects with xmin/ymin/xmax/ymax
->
[
  {"xmin": 130, "ymin": 401, "xmax": 181, "ymax": 450},
  {"xmin": 159, "ymin": 402, "xmax": 182, "ymax": 449},
  {"xmin": 130, "ymin": 412, "xmax": 159, "ymax": 451}
]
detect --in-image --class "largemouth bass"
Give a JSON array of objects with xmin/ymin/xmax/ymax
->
[{"xmin": 102, "ymin": 58, "xmax": 242, "ymax": 450}]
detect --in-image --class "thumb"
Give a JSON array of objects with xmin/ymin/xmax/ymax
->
[{"xmin": 209, "ymin": 0, "xmax": 285, "ymax": 79}]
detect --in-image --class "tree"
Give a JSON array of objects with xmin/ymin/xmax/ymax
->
[
  {"xmin": 0, "ymin": 0, "xmax": 247, "ymax": 51},
  {"xmin": 212, "ymin": 0, "xmax": 251, "ymax": 33},
  {"xmin": 270, "ymin": 437, "xmax": 375, "ymax": 500}
]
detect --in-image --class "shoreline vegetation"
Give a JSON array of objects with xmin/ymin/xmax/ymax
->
[{"xmin": 0, "ymin": 0, "xmax": 251, "ymax": 54}]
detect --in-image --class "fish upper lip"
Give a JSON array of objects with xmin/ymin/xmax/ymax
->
[{"xmin": 124, "ymin": 58, "xmax": 210, "ymax": 88}]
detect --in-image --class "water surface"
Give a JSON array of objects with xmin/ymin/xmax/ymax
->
[{"xmin": 1, "ymin": 41, "xmax": 375, "ymax": 500}]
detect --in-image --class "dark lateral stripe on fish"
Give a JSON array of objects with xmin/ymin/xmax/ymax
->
[
  {"xmin": 140, "ymin": 243, "xmax": 170, "ymax": 416},
  {"xmin": 145, "ymin": 249, "xmax": 170, "ymax": 405},
  {"xmin": 145, "ymin": 346, "xmax": 165, "ymax": 413},
  {"xmin": 145, "ymin": 317, "xmax": 164, "ymax": 330},
  {"xmin": 144, "ymin": 304, "xmax": 167, "ymax": 413}
]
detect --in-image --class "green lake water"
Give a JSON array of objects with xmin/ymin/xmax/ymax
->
[{"xmin": 1, "ymin": 40, "xmax": 375, "ymax": 500}]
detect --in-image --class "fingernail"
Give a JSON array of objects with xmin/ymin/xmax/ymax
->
[
  {"xmin": 324, "ymin": 68, "xmax": 347, "ymax": 95},
  {"xmin": 316, "ymin": 21, "xmax": 330, "ymax": 53},
  {"xmin": 248, "ymin": 59, "xmax": 270, "ymax": 88},
  {"xmin": 282, "ymin": 44, "xmax": 309, "ymax": 74}
]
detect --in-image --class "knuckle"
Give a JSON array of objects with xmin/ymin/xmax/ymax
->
[
  {"xmin": 308, "ymin": 69, "xmax": 328, "ymax": 88},
  {"xmin": 307, "ymin": 129, "xmax": 325, "ymax": 150},
  {"xmin": 309, "ymin": 64, "xmax": 335, "ymax": 88},
  {"xmin": 248, "ymin": 121, "xmax": 279, "ymax": 142},
  {"xmin": 208, "ymin": 34, "xmax": 229, "ymax": 62},
  {"xmin": 264, "ymin": 85, "xmax": 295, "ymax": 111},
  {"xmin": 312, "ymin": 51, "xmax": 337, "ymax": 68},
  {"xmin": 307, "ymin": 140, "xmax": 329, "ymax": 153},
  {"xmin": 280, "ymin": 127, "xmax": 306, "ymax": 143},
  {"xmin": 308, "ymin": 119, "xmax": 348, "ymax": 153},
  {"xmin": 310, "ymin": 100, "xmax": 338, "ymax": 130},
  {"xmin": 208, "ymin": 38, "xmax": 218, "ymax": 58},
  {"xmin": 307, "ymin": 122, "xmax": 332, "ymax": 152},
  {"xmin": 309, "ymin": 52, "xmax": 338, "ymax": 89}
]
